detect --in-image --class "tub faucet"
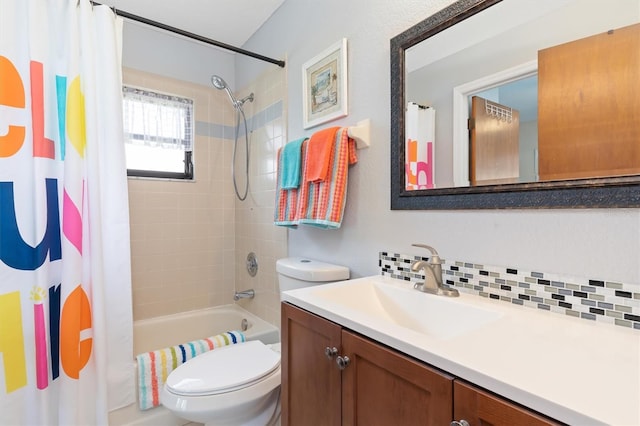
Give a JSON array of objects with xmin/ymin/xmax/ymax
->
[
  {"xmin": 410, "ymin": 244, "xmax": 459, "ymax": 297},
  {"xmin": 234, "ymin": 289, "xmax": 255, "ymax": 301}
]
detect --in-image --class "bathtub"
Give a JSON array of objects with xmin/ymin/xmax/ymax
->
[{"xmin": 108, "ymin": 304, "xmax": 280, "ymax": 426}]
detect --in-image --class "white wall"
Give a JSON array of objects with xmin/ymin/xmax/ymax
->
[
  {"xmin": 121, "ymin": 20, "xmax": 236, "ymax": 88},
  {"xmin": 239, "ymin": 0, "xmax": 640, "ymax": 286}
]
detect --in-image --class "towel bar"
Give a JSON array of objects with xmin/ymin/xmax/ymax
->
[{"xmin": 347, "ymin": 119, "xmax": 371, "ymax": 149}]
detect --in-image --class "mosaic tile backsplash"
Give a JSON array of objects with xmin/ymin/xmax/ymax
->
[{"xmin": 379, "ymin": 251, "xmax": 640, "ymax": 331}]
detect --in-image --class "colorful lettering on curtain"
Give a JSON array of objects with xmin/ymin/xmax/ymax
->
[
  {"xmin": 0, "ymin": 51, "xmax": 93, "ymax": 385},
  {"xmin": 0, "ymin": 1, "xmax": 134, "ymax": 424}
]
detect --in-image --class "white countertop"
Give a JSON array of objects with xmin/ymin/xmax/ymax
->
[{"xmin": 282, "ymin": 275, "xmax": 640, "ymax": 426}]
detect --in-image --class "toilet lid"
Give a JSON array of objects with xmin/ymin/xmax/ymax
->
[{"xmin": 165, "ymin": 340, "xmax": 281, "ymax": 396}]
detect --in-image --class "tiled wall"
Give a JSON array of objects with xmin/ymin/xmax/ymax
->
[
  {"xmin": 380, "ymin": 251, "xmax": 640, "ymax": 330},
  {"xmin": 125, "ymin": 67, "xmax": 238, "ymax": 320},
  {"xmin": 233, "ymin": 67, "xmax": 288, "ymax": 329}
]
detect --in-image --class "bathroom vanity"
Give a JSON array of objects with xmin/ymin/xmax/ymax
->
[
  {"xmin": 281, "ymin": 275, "xmax": 640, "ymax": 425},
  {"xmin": 282, "ymin": 303, "xmax": 556, "ymax": 425}
]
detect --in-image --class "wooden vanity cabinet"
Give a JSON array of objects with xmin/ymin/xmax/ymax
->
[
  {"xmin": 341, "ymin": 329, "xmax": 453, "ymax": 425},
  {"xmin": 281, "ymin": 301, "xmax": 342, "ymax": 426},
  {"xmin": 282, "ymin": 302, "xmax": 560, "ymax": 426},
  {"xmin": 281, "ymin": 303, "xmax": 452, "ymax": 426}
]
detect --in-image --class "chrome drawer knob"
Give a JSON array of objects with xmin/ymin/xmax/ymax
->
[
  {"xmin": 336, "ymin": 355, "xmax": 350, "ymax": 370},
  {"xmin": 324, "ymin": 346, "xmax": 338, "ymax": 360}
]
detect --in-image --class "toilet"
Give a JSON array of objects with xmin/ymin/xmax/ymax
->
[{"xmin": 160, "ymin": 257, "xmax": 349, "ymax": 426}]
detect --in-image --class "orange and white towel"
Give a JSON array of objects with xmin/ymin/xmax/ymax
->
[{"xmin": 296, "ymin": 128, "xmax": 357, "ymax": 229}]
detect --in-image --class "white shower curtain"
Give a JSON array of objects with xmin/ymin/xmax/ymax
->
[
  {"xmin": 0, "ymin": 1, "xmax": 134, "ymax": 424},
  {"xmin": 405, "ymin": 102, "xmax": 436, "ymax": 190}
]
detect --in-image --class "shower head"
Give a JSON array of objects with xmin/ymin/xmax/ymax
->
[
  {"xmin": 211, "ymin": 74, "xmax": 240, "ymax": 108},
  {"xmin": 211, "ymin": 75, "xmax": 254, "ymax": 109},
  {"xmin": 211, "ymin": 75, "xmax": 228, "ymax": 90}
]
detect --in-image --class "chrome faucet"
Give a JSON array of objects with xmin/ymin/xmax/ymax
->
[{"xmin": 410, "ymin": 244, "xmax": 459, "ymax": 297}]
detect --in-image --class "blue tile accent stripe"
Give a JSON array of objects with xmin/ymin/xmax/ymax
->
[
  {"xmin": 194, "ymin": 121, "xmax": 228, "ymax": 138},
  {"xmin": 194, "ymin": 100, "xmax": 283, "ymax": 140},
  {"xmin": 379, "ymin": 251, "xmax": 640, "ymax": 331}
]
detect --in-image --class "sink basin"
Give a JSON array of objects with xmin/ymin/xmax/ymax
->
[{"xmin": 311, "ymin": 278, "xmax": 503, "ymax": 340}]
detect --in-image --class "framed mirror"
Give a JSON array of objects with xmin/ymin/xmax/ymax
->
[{"xmin": 390, "ymin": 0, "xmax": 640, "ymax": 209}]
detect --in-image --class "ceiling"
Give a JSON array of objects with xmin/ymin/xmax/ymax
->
[{"xmin": 97, "ymin": 0, "xmax": 286, "ymax": 47}]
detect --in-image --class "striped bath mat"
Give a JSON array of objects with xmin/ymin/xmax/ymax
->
[{"xmin": 136, "ymin": 330, "xmax": 246, "ymax": 410}]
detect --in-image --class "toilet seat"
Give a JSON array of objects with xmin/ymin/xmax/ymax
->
[{"xmin": 165, "ymin": 340, "xmax": 280, "ymax": 396}]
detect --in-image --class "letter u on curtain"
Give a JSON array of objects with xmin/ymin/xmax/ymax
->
[{"xmin": 0, "ymin": 1, "xmax": 134, "ymax": 424}]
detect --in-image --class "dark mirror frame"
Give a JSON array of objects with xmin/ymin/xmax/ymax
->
[{"xmin": 390, "ymin": 0, "xmax": 640, "ymax": 209}]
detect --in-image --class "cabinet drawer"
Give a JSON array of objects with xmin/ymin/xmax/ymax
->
[{"xmin": 453, "ymin": 380, "xmax": 561, "ymax": 426}]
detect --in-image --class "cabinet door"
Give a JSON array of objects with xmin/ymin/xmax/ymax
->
[
  {"xmin": 470, "ymin": 95, "xmax": 520, "ymax": 186},
  {"xmin": 281, "ymin": 303, "xmax": 342, "ymax": 426},
  {"xmin": 341, "ymin": 330, "xmax": 454, "ymax": 426},
  {"xmin": 453, "ymin": 380, "xmax": 560, "ymax": 426}
]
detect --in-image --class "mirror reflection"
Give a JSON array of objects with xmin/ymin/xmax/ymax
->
[{"xmin": 404, "ymin": 0, "xmax": 640, "ymax": 190}]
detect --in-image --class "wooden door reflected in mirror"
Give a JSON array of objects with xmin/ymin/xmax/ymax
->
[{"xmin": 470, "ymin": 96, "xmax": 520, "ymax": 186}]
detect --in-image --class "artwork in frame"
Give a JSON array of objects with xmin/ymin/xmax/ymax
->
[{"xmin": 302, "ymin": 38, "xmax": 348, "ymax": 129}]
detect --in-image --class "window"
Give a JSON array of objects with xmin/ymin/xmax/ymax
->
[{"xmin": 122, "ymin": 86, "xmax": 194, "ymax": 179}]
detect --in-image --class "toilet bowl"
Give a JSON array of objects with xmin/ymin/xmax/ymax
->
[
  {"xmin": 161, "ymin": 340, "xmax": 281, "ymax": 426},
  {"xmin": 160, "ymin": 257, "xmax": 349, "ymax": 426}
]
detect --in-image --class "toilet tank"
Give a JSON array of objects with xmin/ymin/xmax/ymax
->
[{"xmin": 276, "ymin": 257, "xmax": 349, "ymax": 295}]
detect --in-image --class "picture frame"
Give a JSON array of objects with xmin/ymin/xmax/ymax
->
[{"xmin": 302, "ymin": 38, "xmax": 348, "ymax": 129}]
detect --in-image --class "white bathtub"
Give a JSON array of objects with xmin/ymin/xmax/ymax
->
[{"xmin": 108, "ymin": 304, "xmax": 280, "ymax": 426}]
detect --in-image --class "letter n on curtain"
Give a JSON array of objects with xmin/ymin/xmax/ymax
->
[
  {"xmin": 405, "ymin": 102, "xmax": 436, "ymax": 190},
  {"xmin": 0, "ymin": 1, "xmax": 134, "ymax": 424}
]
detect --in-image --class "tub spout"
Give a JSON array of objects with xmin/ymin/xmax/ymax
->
[{"xmin": 234, "ymin": 289, "xmax": 255, "ymax": 301}]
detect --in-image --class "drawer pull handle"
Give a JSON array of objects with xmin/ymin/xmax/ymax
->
[
  {"xmin": 324, "ymin": 346, "xmax": 338, "ymax": 360},
  {"xmin": 336, "ymin": 355, "xmax": 350, "ymax": 370},
  {"xmin": 451, "ymin": 420, "xmax": 470, "ymax": 426}
]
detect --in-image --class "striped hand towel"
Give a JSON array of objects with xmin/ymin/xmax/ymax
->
[
  {"xmin": 296, "ymin": 128, "xmax": 357, "ymax": 229},
  {"xmin": 274, "ymin": 140, "xmax": 309, "ymax": 227},
  {"xmin": 136, "ymin": 330, "xmax": 246, "ymax": 410}
]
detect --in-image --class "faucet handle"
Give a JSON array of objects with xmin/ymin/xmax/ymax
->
[{"xmin": 412, "ymin": 243, "xmax": 442, "ymax": 264}]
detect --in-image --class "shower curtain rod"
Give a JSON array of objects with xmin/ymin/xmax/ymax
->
[{"xmin": 90, "ymin": 1, "xmax": 286, "ymax": 68}]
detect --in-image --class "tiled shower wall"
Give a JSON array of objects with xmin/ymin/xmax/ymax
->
[
  {"xmin": 233, "ymin": 67, "xmax": 288, "ymax": 329},
  {"xmin": 125, "ymin": 67, "xmax": 238, "ymax": 320},
  {"xmin": 380, "ymin": 251, "xmax": 640, "ymax": 330}
]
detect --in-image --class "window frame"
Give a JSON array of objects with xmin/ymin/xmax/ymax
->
[{"xmin": 122, "ymin": 85, "xmax": 195, "ymax": 180}]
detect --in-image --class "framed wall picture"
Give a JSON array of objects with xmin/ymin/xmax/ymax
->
[{"xmin": 302, "ymin": 38, "xmax": 348, "ymax": 129}]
